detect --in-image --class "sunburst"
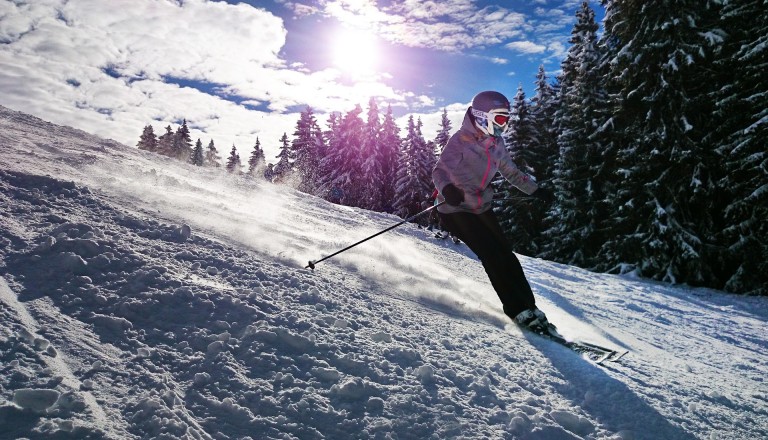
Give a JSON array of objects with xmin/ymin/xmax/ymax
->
[{"xmin": 332, "ymin": 27, "xmax": 379, "ymax": 79}]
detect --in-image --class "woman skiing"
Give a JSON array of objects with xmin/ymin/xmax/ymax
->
[{"xmin": 432, "ymin": 90, "xmax": 554, "ymax": 334}]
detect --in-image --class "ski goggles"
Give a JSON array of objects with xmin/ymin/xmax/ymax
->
[
  {"xmin": 491, "ymin": 111, "xmax": 511, "ymax": 126},
  {"xmin": 472, "ymin": 108, "xmax": 511, "ymax": 127},
  {"xmin": 472, "ymin": 107, "xmax": 511, "ymax": 138}
]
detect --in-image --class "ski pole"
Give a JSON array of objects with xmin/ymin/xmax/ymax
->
[
  {"xmin": 493, "ymin": 197, "xmax": 534, "ymax": 203},
  {"xmin": 306, "ymin": 201, "xmax": 446, "ymax": 270}
]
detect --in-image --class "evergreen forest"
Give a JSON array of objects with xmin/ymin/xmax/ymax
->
[{"xmin": 135, "ymin": 1, "xmax": 766, "ymax": 296}]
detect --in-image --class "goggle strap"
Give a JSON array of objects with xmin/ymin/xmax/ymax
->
[{"xmin": 471, "ymin": 108, "xmax": 486, "ymax": 120}]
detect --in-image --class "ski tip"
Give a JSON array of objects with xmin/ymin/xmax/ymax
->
[
  {"xmin": 306, "ymin": 261, "xmax": 315, "ymax": 270},
  {"xmin": 595, "ymin": 350, "xmax": 629, "ymax": 365},
  {"xmin": 594, "ymin": 352, "xmax": 614, "ymax": 365},
  {"xmin": 610, "ymin": 350, "xmax": 630, "ymax": 362}
]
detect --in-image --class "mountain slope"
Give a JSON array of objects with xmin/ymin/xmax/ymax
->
[{"xmin": 1, "ymin": 104, "xmax": 766, "ymax": 439}]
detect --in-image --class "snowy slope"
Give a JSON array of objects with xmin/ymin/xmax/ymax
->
[{"xmin": 0, "ymin": 104, "xmax": 766, "ymax": 440}]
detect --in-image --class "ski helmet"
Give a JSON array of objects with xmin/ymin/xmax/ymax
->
[{"xmin": 470, "ymin": 91, "xmax": 511, "ymax": 137}]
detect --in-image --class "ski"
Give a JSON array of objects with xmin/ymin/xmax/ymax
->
[
  {"xmin": 570, "ymin": 340, "xmax": 629, "ymax": 363},
  {"xmin": 527, "ymin": 326, "xmax": 628, "ymax": 365},
  {"xmin": 564, "ymin": 340, "xmax": 628, "ymax": 364}
]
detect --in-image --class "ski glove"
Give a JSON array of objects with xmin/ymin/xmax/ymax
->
[
  {"xmin": 442, "ymin": 184, "xmax": 465, "ymax": 206},
  {"xmin": 532, "ymin": 187, "xmax": 554, "ymax": 204}
]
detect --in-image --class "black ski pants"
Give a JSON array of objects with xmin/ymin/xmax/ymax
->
[{"xmin": 439, "ymin": 209, "xmax": 536, "ymax": 318}]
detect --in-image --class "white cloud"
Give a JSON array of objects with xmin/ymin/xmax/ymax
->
[
  {"xmin": 0, "ymin": 0, "xmax": 293, "ymax": 157},
  {"xmin": 547, "ymin": 41, "xmax": 568, "ymax": 61},
  {"xmin": 504, "ymin": 41, "xmax": 547, "ymax": 54},
  {"xmin": 285, "ymin": 0, "xmax": 578, "ymax": 73},
  {"xmin": 0, "ymin": 0, "xmax": 427, "ymax": 162},
  {"xmin": 289, "ymin": 0, "xmax": 531, "ymax": 52}
]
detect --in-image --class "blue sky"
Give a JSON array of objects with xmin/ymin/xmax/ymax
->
[
  {"xmin": 275, "ymin": 0, "xmax": 591, "ymax": 104},
  {"xmin": 0, "ymin": 0, "xmax": 602, "ymax": 161}
]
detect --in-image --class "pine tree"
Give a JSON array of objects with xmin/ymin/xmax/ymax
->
[
  {"xmin": 530, "ymin": 67, "xmax": 561, "ymax": 248},
  {"xmin": 415, "ymin": 118, "xmax": 436, "ymax": 199},
  {"xmin": 530, "ymin": 65, "xmax": 559, "ymax": 186},
  {"xmin": 137, "ymin": 125, "xmax": 158, "ymax": 152},
  {"xmin": 156, "ymin": 125, "xmax": 175, "ymax": 157},
  {"xmin": 205, "ymin": 139, "xmax": 222, "ymax": 167},
  {"xmin": 291, "ymin": 107, "xmax": 325, "ymax": 193},
  {"xmin": 543, "ymin": 1, "xmax": 610, "ymax": 266},
  {"xmin": 322, "ymin": 112, "xmax": 341, "ymax": 154},
  {"xmin": 434, "ymin": 108, "xmax": 452, "ymax": 152},
  {"xmin": 271, "ymin": 133, "xmax": 292, "ymax": 183},
  {"xmin": 378, "ymin": 105, "xmax": 402, "ymax": 213},
  {"xmin": 497, "ymin": 85, "xmax": 541, "ymax": 255},
  {"xmin": 247, "ymin": 137, "xmax": 266, "ymax": 176},
  {"xmin": 190, "ymin": 138, "xmax": 204, "ymax": 166},
  {"xmin": 597, "ymin": 0, "xmax": 722, "ymax": 286},
  {"xmin": 225, "ymin": 144, "xmax": 242, "ymax": 174},
  {"xmin": 318, "ymin": 105, "xmax": 364, "ymax": 206},
  {"xmin": 360, "ymin": 98, "xmax": 384, "ymax": 211},
  {"xmin": 710, "ymin": 0, "xmax": 768, "ymax": 294},
  {"xmin": 317, "ymin": 112, "xmax": 342, "ymax": 202},
  {"xmin": 171, "ymin": 119, "xmax": 193, "ymax": 161},
  {"xmin": 505, "ymin": 85, "xmax": 537, "ymax": 174},
  {"xmin": 393, "ymin": 115, "xmax": 430, "ymax": 219}
]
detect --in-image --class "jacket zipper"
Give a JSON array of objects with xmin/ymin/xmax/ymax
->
[{"xmin": 476, "ymin": 137, "xmax": 494, "ymax": 211}]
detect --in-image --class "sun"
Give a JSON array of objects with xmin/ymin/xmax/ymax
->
[{"xmin": 331, "ymin": 27, "xmax": 379, "ymax": 78}]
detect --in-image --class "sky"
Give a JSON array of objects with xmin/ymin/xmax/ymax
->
[
  {"xmin": 0, "ymin": 0, "xmax": 601, "ymax": 161},
  {"xmin": 2, "ymin": 103, "xmax": 767, "ymax": 439}
]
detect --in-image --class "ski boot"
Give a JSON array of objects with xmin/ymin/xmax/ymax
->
[{"xmin": 512, "ymin": 308, "xmax": 560, "ymax": 338}]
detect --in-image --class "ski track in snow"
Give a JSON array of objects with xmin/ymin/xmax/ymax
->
[{"xmin": 1, "ymin": 104, "xmax": 767, "ymax": 439}]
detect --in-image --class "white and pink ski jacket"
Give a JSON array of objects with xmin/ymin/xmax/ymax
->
[{"xmin": 432, "ymin": 108, "xmax": 538, "ymax": 215}]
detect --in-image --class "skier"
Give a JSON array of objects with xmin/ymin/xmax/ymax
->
[{"xmin": 432, "ymin": 90, "xmax": 554, "ymax": 334}]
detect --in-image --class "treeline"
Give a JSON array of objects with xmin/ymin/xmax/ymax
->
[
  {"xmin": 496, "ymin": 0, "xmax": 766, "ymax": 295},
  {"xmin": 135, "ymin": 100, "xmax": 448, "ymax": 219},
  {"xmin": 136, "ymin": 121, "xmax": 263, "ymax": 174}
]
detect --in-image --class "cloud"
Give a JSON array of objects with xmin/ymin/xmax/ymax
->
[
  {"xmin": 0, "ymin": 0, "xmax": 421, "ymax": 161},
  {"xmin": 504, "ymin": 41, "xmax": 548, "ymax": 54},
  {"xmin": 283, "ymin": 0, "xmax": 579, "ymax": 76},
  {"xmin": 0, "ymin": 0, "xmax": 291, "ymax": 157},
  {"xmin": 286, "ymin": 0, "xmax": 530, "ymax": 52},
  {"xmin": 53, "ymin": 0, "xmax": 286, "ymax": 83},
  {"xmin": 546, "ymin": 41, "xmax": 568, "ymax": 61}
]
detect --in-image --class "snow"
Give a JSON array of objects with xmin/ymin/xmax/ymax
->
[{"xmin": 1, "ymin": 103, "xmax": 767, "ymax": 439}]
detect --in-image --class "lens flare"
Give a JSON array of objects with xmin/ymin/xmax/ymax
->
[{"xmin": 332, "ymin": 27, "xmax": 379, "ymax": 78}]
